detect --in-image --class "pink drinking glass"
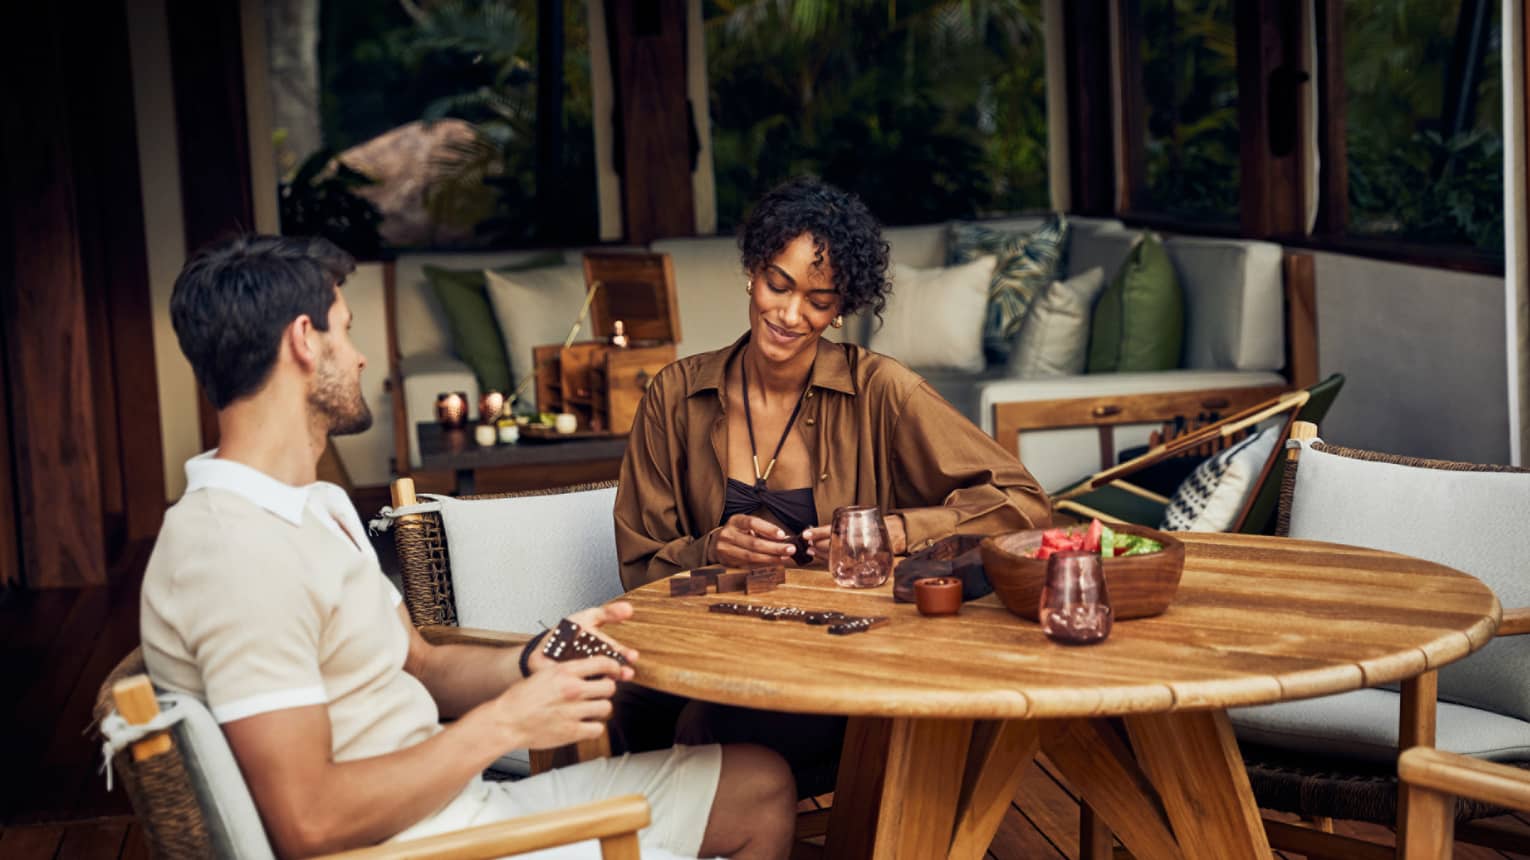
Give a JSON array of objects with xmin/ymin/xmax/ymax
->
[
  {"xmin": 1039, "ymin": 550, "xmax": 1113, "ymax": 644},
  {"xmin": 828, "ymin": 506, "xmax": 892, "ymax": 588}
]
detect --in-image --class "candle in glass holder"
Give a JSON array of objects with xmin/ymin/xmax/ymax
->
[
  {"xmin": 1039, "ymin": 550, "xmax": 1113, "ymax": 644},
  {"xmin": 479, "ymin": 390, "xmax": 506, "ymax": 424},
  {"xmin": 435, "ymin": 391, "xmax": 468, "ymax": 428}
]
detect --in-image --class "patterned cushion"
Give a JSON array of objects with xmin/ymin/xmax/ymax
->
[
  {"xmin": 947, "ymin": 215, "xmax": 1070, "ymax": 364},
  {"xmin": 1160, "ymin": 426, "xmax": 1279, "ymax": 531}
]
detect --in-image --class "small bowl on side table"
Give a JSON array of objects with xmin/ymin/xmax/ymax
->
[{"xmin": 979, "ymin": 523, "xmax": 1186, "ymax": 621}]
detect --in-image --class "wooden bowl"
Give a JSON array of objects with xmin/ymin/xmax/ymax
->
[{"xmin": 979, "ymin": 523, "xmax": 1186, "ymax": 621}]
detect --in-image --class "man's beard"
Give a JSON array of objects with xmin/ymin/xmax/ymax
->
[{"xmin": 310, "ymin": 358, "xmax": 373, "ymax": 437}]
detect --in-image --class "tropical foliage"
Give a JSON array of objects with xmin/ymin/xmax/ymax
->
[
  {"xmin": 705, "ymin": 0, "xmax": 1050, "ymax": 230},
  {"xmin": 1131, "ymin": 0, "xmax": 1503, "ymax": 250},
  {"xmin": 1136, "ymin": 0, "xmax": 1240, "ymax": 223},
  {"xmin": 1344, "ymin": 0, "xmax": 1503, "ymax": 251},
  {"xmin": 316, "ymin": 0, "xmax": 597, "ymax": 248}
]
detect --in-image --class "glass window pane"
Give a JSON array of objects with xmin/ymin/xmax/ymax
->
[
  {"xmin": 265, "ymin": 0, "xmax": 597, "ymax": 254},
  {"xmin": 1344, "ymin": 0, "xmax": 1502, "ymax": 252},
  {"xmin": 705, "ymin": 1, "xmax": 1050, "ymax": 231},
  {"xmin": 1134, "ymin": 0, "xmax": 1240, "ymax": 223}
]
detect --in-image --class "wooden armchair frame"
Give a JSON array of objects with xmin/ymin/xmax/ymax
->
[
  {"xmin": 1253, "ymin": 426, "xmax": 1530, "ymax": 859},
  {"xmin": 99, "ymin": 656, "xmax": 648, "ymax": 860},
  {"xmin": 389, "ymin": 476, "xmax": 613, "ymax": 772}
]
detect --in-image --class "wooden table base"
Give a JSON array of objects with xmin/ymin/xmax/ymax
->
[{"xmin": 827, "ymin": 709, "xmax": 1272, "ymax": 860}]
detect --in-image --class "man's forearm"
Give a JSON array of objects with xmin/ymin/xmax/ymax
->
[
  {"xmin": 415, "ymin": 642, "xmax": 523, "ymax": 719},
  {"xmin": 229, "ymin": 704, "xmax": 513, "ymax": 859}
]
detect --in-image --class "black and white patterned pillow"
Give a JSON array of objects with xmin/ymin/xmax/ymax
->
[{"xmin": 1160, "ymin": 426, "xmax": 1280, "ymax": 532}]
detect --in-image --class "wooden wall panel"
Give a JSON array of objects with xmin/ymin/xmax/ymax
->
[
  {"xmin": 606, "ymin": 0, "xmax": 695, "ymax": 244},
  {"xmin": 0, "ymin": 6, "xmax": 108, "ymax": 588},
  {"xmin": 71, "ymin": 0, "xmax": 167, "ymax": 546}
]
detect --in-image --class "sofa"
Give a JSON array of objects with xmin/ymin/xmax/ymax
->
[{"xmin": 388, "ymin": 216, "xmax": 1289, "ymax": 492}]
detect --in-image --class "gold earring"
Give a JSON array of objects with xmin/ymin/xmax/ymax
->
[
  {"xmin": 831, "ymin": 315, "xmax": 844, "ymax": 329},
  {"xmin": 745, "ymin": 280, "xmax": 753, "ymax": 295}
]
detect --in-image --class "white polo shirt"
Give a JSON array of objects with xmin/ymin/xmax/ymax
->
[{"xmin": 141, "ymin": 452, "xmax": 441, "ymax": 762}]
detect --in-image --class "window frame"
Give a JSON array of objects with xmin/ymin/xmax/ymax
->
[{"xmin": 1105, "ymin": 0, "xmax": 1506, "ymax": 276}]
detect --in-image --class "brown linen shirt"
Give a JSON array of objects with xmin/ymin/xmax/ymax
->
[{"xmin": 615, "ymin": 335, "xmax": 1052, "ymax": 589}]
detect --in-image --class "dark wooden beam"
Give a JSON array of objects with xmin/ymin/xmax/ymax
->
[
  {"xmin": 1114, "ymin": 0, "xmax": 1146, "ymax": 214},
  {"xmin": 70, "ymin": 0, "xmax": 166, "ymax": 551},
  {"xmin": 605, "ymin": 0, "xmax": 695, "ymax": 244},
  {"xmin": 1063, "ymin": 0, "xmax": 1116, "ymax": 216},
  {"xmin": 166, "ymin": 0, "xmax": 257, "ymax": 451},
  {"xmin": 0, "ymin": 4, "xmax": 107, "ymax": 588},
  {"xmin": 1236, "ymin": 0, "xmax": 1307, "ymax": 238},
  {"xmin": 1313, "ymin": 0, "xmax": 1347, "ymax": 237}
]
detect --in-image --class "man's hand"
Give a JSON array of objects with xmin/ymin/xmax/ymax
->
[
  {"xmin": 526, "ymin": 601, "xmax": 640, "ymax": 675},
  {"xmin": 712, "ymin": 514, "xmax": 797, "ymax": 566},
  {"xmin": 479, "ymin": 655, "xmax": 629, "ymax": 751}
]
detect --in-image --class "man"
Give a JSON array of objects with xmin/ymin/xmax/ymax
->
[{"xmin": 141, "ymin": 235, "xmax": 795, "ymax": 858}]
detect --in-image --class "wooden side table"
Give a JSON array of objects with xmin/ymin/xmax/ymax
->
[{"xmin": 415, "ymin": 422, "xmax": 628, "ymax": 494}]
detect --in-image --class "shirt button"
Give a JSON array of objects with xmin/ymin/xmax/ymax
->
[
  {"xmin": 806, "ymin": 390, "xmax": 814, "ymax": 398},
  {"xmin": 805, "ymin": 418, "xmax": 816, "ymax": 426},
  {"xmin": 819, "ymin": 472, "xmax": 829, "ymax": 482}
]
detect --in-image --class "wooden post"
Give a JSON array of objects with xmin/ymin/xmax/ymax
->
[
  {"xmin": 112, "ymin": 676, "xmax": 173, "ymax": 761},
  {"xmin": 605, "ymin": 0, "xmax": 695, "ymax": 244},
  {"xmin": 1283, "ymin": 252, "xmax": 1319, "ymax": 389}
]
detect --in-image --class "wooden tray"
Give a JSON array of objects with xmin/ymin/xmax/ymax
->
[{"xmin": 518, "ymin": 424, "xmax": 628, "ymax": 444}]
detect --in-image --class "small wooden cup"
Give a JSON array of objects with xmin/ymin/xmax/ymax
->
[{"xmin": 914, "ymin": 577, "xmax": 963, "ymax": 616}]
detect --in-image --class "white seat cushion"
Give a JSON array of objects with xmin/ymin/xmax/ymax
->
[
  {"xmin": 1232, "ymin": 688, "xmax": 1530, "ymax": 763},
  {"xmin": 433, "ymin": 486, "xmax": 625, "ymax": 633}
]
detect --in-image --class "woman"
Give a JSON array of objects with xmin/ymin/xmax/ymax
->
[{"xmin": 611, "ymin": 176, "xmax": 1051, "ymax": 794}]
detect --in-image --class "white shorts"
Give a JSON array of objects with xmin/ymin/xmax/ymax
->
[{"xmin": 391, "ymin": 744, "xmax": 723, "ymax": 859}]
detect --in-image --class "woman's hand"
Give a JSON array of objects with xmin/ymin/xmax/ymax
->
[
  {"xmin": 526, "ymin": 601, "xmax": 640, "ymax": 675},
  {"xmin": 712, "ymin": 515, "xmax": 798, "ymax": 566},
  {"xmin": 802, "ymin": 514, "xmax": 908, "ymax": 559}
]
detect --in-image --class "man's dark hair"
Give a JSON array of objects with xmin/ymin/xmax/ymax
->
[
  {"xmin": 738, "ymin": 176, "xmax": 891, "ymax": 321},
  {"xmin": 170, "ymin": 235, "xmax": 356, "ymax": 409}
]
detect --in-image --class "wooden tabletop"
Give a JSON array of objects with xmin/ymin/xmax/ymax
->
[{"xmin": 613, "ymin": 533, "xmax": 1501, "ymax": 720}]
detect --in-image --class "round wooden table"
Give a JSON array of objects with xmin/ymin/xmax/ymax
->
[{"xmin": 614, "ymin": 533, "xmax": 1501, "ymax": 860}]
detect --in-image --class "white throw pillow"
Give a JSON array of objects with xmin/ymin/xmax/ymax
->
[
  {"xmin": 868, "ymin": 256, "xmax": 995, "ymax": 372},
  {"xmin": 1160, "ymin": 425, "xmax": 1280, "ymax": 531},
  {"xmin": 1007, "ymin": 267, "xmax": 1107, "ymax": 378},
  {"xmin": 483, "ymin": 265, "xmax": 589, "ymax": 390}
]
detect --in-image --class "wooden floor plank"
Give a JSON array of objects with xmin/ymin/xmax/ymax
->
[
  {"xmin": 118, "ymin": 823, "xmax": 149, "ymax": 860},
  {"xmin": 1012, "ymin": 758, "xmax": 1083, "ymax": 858},
  {"xmin": 0, "ymin": 823, "xmax": 66, "ymax": 860},
  {"xmin": 986, "ymin": 801, "xmax": 1068, "ymax": 860},
  {"xmin": 53, "ymin": 819, "xmax": 127, "ymax": 860}
]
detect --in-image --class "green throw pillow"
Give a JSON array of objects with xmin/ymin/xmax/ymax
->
[
  {"xmin": 947, "ymin": 214, "xmax": 1070, "ymax": 365},
  {"xmin": 1086, "ymin": 233, "xmax": 1184, "ymax": 373},
  {"xmin": 424, "ymin": 252, "xmax": 564, "ymax": 394}
]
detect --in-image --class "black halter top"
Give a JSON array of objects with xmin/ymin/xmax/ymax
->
[{"xmin": 719, "ymin": 352, "xmax": 817, "ymax": 540}]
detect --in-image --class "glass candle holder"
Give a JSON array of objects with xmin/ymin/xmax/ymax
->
[
  {"xmin": 1039, "ymin": 550, "xmax": 1113, "ymax": 645},
  {"xmin": 828, "ymin": 506, "xmax": 892, "ymax": 588},
  {"xmin": 435, "ymin": 391, "xmax": 468, "ymax": 428}
]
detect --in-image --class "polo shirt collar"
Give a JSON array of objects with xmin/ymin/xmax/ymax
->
[
  {"xmin": 184, "ymin": 450, "xmax": 315, "ymax": 527},
  {"xmin": 687, "ymin": 334, "xmax": 857, "ymax": 398}
]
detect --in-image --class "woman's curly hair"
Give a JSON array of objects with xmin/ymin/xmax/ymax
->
[{"xmin": 738, "ymin": 176, "xmax": 892, "ymax": 321}]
